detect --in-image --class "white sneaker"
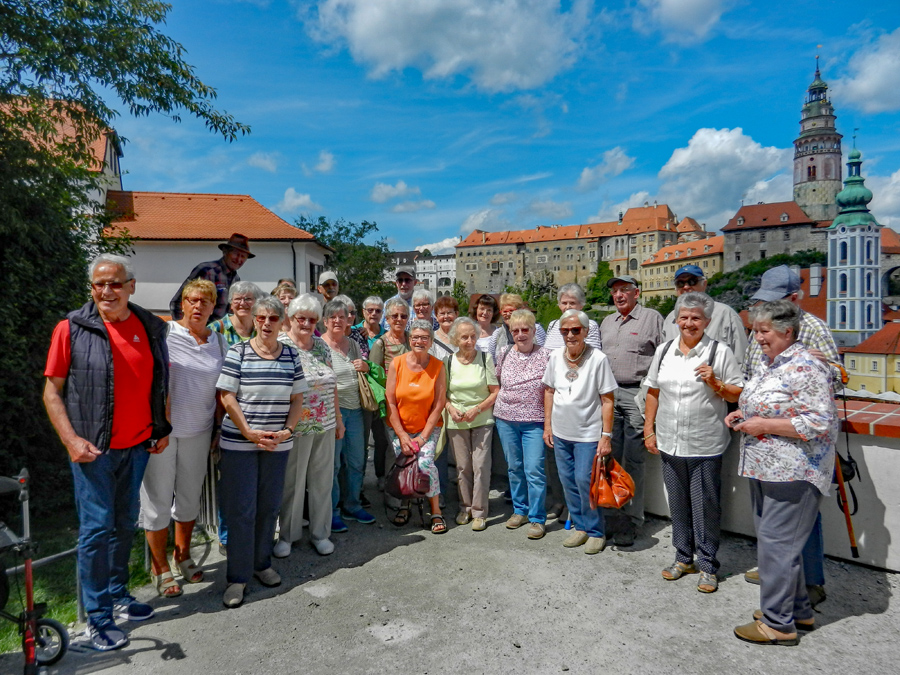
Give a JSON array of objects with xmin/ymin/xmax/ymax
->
[
  {"xmin": 272, "ymin": 539, "xmax": 291, "ymax": 558},
  {"xmin": 312, "ymin": 538, "xmax": 335, "ymax": 556}
]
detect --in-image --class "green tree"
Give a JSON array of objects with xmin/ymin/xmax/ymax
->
[
  {"xmin": 585, "ymin": 260, "xmax": 614, "ymax": 306},
  {"xmin": 297, "ymin": 216, "xmax": 395, "ymax": 305},
  {"xmin": 644, "ymin": 294, "xmax": 677, "ymax": 317},
  {"xmin": 0, "ymin": 1, "xmax": 248, "ymax": 513},
  {"xmin": 420, "ymin": 248, "xmax": 433, "ymax": 257},
  {"xmin": 451, "ymin": 280, "xmax": 470, "ymax": 315}
]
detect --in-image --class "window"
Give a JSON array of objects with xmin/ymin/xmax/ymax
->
[
  {"xmin": 895, "ymin": 361, "xmax": 900, "ymax": 373},
  {"xmin": 735, "ymin": 252, "xmax": 741, "ymax": 262},
  {"xmin": 465, "ymin": 263, "xmax": 478, "ymax": 271},
  {"xmin": 703, "ymin": 260, "xmax": 708, "ymax": 267},
  {"xmin": 872, "ymin": 361, "xmax": 879, "ymax": 372},
  {"xmin": 737, "ymin": 217, "xmax": 745, "ymax": 226},
  {"xmin": 839, "ymin": 273, "xmax": 847, "ymax": 295},
  {"xmin": 536, "ymin": 255, "xmax": 548, "ymax": 263},
  {"xmin": 759, "ymin": 232, "xmax": 766, "ymax": 242},
  {"xmin": 566, "ymin": 246, "xmax": 573, "ymax": 251},
  {"xmin": 849, "ymin": 358, "xmax": 856, "ymax": 370},
  {"xmin": 840, "ymin": 241, "xmax": 847, "ymax": 263},
  {"xmin": 840, "ymin": 305, "xmax": 847, "ymax": 326},
  {"xmin": 781, "ymin": 213, "xmax": 789, "ymax": 222},
  {"xmin": 734, "ymin": 233, "xmax": 741, "ymax": 243},
  {"xmin": 784, "ymin": 231, "xmax": 790, "ymax": 240},
  {"xmin": 808, "ymin": 165, "xmax": 817, "ymax": 179},
  {"xmin": 760, "ymin": 251, "xmax": 767, "ymax": 259}
]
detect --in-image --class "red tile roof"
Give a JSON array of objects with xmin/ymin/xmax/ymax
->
[
  {"xmin": 721, "ymin": 201, "xmax": 817, "ymax": 231},
  {"xmin": 456, "ymin": 204, "xmax": 680, "ymax": 248},
  {"xmin": 107, "ymin": 191, "xmax": 314, "ymax": 241},
  {"xmin": 882, "ymin": 227, "xmax": 900, "ymax": 254},
  {"xmin": 642, "ymin": 235, "xmax": 723, "ymax": 266},
  {"xmin": 843, "ymin": 322, "xmax": 900, "ymax": 355},
  {"xmin": 676, "ymin": 217, "xmax": 703, "ymax": 233}
]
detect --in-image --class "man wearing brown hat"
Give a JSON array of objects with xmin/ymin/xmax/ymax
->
[{"xmin": 169, "ymin": 233, "xmax": 255, "ymax": 322}]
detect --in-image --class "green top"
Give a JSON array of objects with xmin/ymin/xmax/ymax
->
[{"xmin": 445, "ymin": 352, "xmax": 498, "ymax": 430}]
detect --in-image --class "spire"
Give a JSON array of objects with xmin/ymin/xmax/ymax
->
[{"xmin": 831, "ymin": 146, "xmax": 878, "ymax": 229}]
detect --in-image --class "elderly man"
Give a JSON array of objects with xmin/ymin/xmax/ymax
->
[
  {"xmin": 599, "ymin": 274, "xmax": 664, "ymax": 546},
  {"xmin": 663, "ymin": 264, "xmax": 748, "ymax": 361},
  {"xmin": 43, "ymin": 254, "xmax": 171, "ymax": 651},
  {"xmin": 742, "ymin": 264, "xmax": 839, "ymax": 608},
  {"xmin": 382, "ymin": 266, "xmax": 438, "ymax": 329},
  {"xmin": 317, "ymin": 271, "xmax": 340, "ymax": 302},
  {"xmin": 169, "ymin": 233, "xmax": 254, "ymax": 322}
]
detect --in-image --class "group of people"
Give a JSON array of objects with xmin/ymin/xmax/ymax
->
[{"xmin": 43, "ymin": 231, "xmax": 840, "ymax": 651}]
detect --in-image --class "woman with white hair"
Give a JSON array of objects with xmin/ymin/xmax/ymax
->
[
  {"xmin": 543, "ymin": 284, "xmax": 602, "ymax": 350},
  {"xmin": 356, "ymin": 296, "xmax": 386, "ymax": 349},
  {"xmin": 445, "ymin": 316, "xmax": 500, "ymax": 531},
  {"xmin": 643, "ymin": 292, "xmax": 743, "ymax": 593},
  {"xmin": 335, "ymin": 294, "xmax": 369, "ymax": 359},
  {"xmin": 209, "ymin": 281, "xmax": 265, "ymax": 345},
  {"xmin": 274, "ymin": 294, "xmax": 342, "ymax": 558},
  {"xmin": 542, "ymin": 308, "xmax": 617, "ymax": 555}
]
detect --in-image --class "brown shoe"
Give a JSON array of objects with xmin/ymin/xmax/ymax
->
[
  {"xmin": 734, "ymin": 620, "xmax": 798, "ymax": 646},
  {"xmin": 455, "ymin": 511, "xmax": 471, "ymax": 526},
  {"xmin": 744, "ymin": 568, "xmax": 760, "ymax": 585},
  {"xmin": 563, "ymin": 531, "xmax": 588, "ymax": 548},
  {"xmin": 505, "ymin": 514, "xmax": 529, "ymax": 529},
  {"xmin": 584, "ymin": 537, "xmax": 606, "ymax": 555},
  {"xmin": 471, "ymin": 517, "xmax": 487, "ymax": 531},
  {"xmin": 753, "ymin": 610, "xmax": 815, "ymax": 631},
  {"xmin": 527, "ymin": 522, "xmax": 546, "ymax": 540}
]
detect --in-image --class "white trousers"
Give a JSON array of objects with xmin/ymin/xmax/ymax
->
[
  {"xmin": 279, "ymin": 432, "xmax": 336, "ymax": 544},
  {"xmin": 140, "ymin": 430, "xmax": 212, "ymax": 531}
]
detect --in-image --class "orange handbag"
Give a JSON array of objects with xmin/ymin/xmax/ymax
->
[{"xmin": 589, "ymin": 455, "xmax": 635, "ymax": 510}]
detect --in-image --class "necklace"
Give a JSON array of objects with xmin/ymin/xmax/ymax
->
[
  {"xmin": 564, "ymin": 345, "xmax": 588, "ymax": 381},
  {"xmin": 253, "ymin": 336, "xmax": 279, "ymax": 358}
]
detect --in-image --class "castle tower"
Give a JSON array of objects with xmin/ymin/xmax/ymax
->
[
  {"xmin": 793, "ymin": 59, "xmax": 843, "ymax": 221},
  {"xmin": 827, "ymin": 146, "xmax": 882, "ymax": 347}
]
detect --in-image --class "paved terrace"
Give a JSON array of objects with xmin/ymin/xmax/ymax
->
[{"xmin": 4, "ymin": 490, "xmax": 897, "ymax": 675}]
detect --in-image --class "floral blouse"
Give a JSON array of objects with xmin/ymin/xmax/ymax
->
[
  {"xmin": 279, "ymin": 334, "xmax": 337, "ymax": 435},
  {"xmin": 493, "ymin": 346, "xmax": 551, "ymax": 423},
  {"xmin": 738, "ymin": 342, "xmax": 837, "ymax": 495}
]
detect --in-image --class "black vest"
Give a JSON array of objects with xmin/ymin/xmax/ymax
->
[{"xmin": 64, "ymin": 301, "xmax": 172, "ymax": 451}]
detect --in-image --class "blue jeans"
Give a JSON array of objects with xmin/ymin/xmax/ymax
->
[
  {"xmin": 553, "ymin": 436, "xmax": 604, "ymax": 537},
  {"xmin": 71, "ymin": 443, "xmax": 150, "ymax": 627},
  {"xmin": 219, "ymin": 449, "xmax": 289, "ymax": 584},
  {"xmin": 496, "ymin": 419, "xmax": 547, "ymax": 522},
  {"xmin": 802, "ymin": 512, "xmax": 826, "ymax": 586},
  {"xmin": 333, "ymin": 407, "xmax": 365, "ymax": 515}
]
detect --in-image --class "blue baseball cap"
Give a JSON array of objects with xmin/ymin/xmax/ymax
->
[
  {"xmin": 751, "ymin": 265, "xmax": 801, "ymax": 302},
  {"xmin": 674, "ymin": 264, "xmax": 704, "ymax": 280}
]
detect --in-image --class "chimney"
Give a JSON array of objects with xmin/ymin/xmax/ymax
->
[
  {"xmin": 618, "ymin": 211, "xmax": 623, "ymax": 225},
  {"xmin": 644, "ymin": 201, "xmax": 649, "ymax": 207},
  {"xmin": 481, "ymin": 232, "xmax": 485, "ymax": 244},
  {"xmin": 809, "ymin": 263, "xmax": 822, "ymax": 297}
]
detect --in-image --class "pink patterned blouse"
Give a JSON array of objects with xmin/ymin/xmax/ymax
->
[{"xmin": 493, "ymin": 345, "xmax": 552, "ymax": 423}]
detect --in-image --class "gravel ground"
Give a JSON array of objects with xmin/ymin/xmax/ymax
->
[{"xmin": 5, "ymin": 487, "xmax": 898, "ymax": 675}]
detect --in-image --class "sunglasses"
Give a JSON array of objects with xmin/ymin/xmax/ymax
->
[
  {"xmin": 256, "ymin": 315, "xmax": 281, "ymax": 324},
  {"xmin": 91, "ymin": 281, "xmax": 130, "ymax": 291},
  {"xmin": 388, "ymin": 313, "xmax": 409, "ymax": 320},
  {"xmin": 294, "ymin": 316, "xmax": 317, "ymax": 324},
  {"xmin": 560, "ymin": 327, "xmax": 583, "ymax": 336},
  {"xmin": 510, "ymin": 327, "xmax": 531, "ymax": 335},
  {"xmin": 364, "ymin": 307, "xmax": 383, "ymax": 314},
  {"xmin": 675, "ymin": 277, "xmax": 700, "ymax": 288}
]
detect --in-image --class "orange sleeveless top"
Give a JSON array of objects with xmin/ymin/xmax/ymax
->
[{"xmin": 394, "ymin": 354, "xmax": 443, "ymax": 435}]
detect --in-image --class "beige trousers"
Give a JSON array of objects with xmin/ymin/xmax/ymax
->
[
  {"xmin": 449, "ymin": 425, "xmax": 494, "ymax": 518},
  {"xmin": 279, "ymin": 431, "xmax": 336, "ymax": 544}
]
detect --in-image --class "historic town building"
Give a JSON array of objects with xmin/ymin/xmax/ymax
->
[{"xmin": 640, "ymin": 236, "xmax": 724, "ymax": 300}]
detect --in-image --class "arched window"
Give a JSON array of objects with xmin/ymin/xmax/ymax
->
[
  {"xmin": 839, "ymin": 241, "xmax": 847, "ymax": 263},
  {"xmin": 867, "ymin": 273, "xmax": 873, "ymax": 295},
  {"xmin": 867, "ymin": 240, "xmax": 873, "ymax": 263},
  {"xmin": 629, "ymin": 259, "xmax": 638, "ymax": 271},
  {"xmin": 867, "ymin": 305, "xmax": 873, "ymax": 326},
  {"xmin": 839, "ymin": 273, "xmax": 848, "ymax": 294},
  {"xmin": 840, "ymin": 305, "xmax": 847, "ymax": 326},
  {"xmin": 807, "ymin": 165, "xmax": 817, "ymax": 179}
]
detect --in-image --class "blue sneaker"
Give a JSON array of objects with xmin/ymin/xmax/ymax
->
[
  {"xmin": 342, "ymin": 508, "xmax": 376, "ymax": 524},
  {"xmin": 331, "ymin": 515, "xmax": 349, "ymax": 533},
  {"xmin": 114, "ymin": 597, "xmax": 155, "ymax": 622},
  {"xmin": 87, "ymin": 622, "xmax": 128, "ymax": 651}
]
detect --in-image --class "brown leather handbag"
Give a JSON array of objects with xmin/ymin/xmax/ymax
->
[
  {"xmin": 385, "ymin": 452, "xmax": 430, "ymax": 500},
  {"xmin": 589, "ymin": 455, "xmax": 635, "ymax": 510}
]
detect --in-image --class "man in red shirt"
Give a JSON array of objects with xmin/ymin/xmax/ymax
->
[{"xmin": 43, "ymin": 254, "xmax": 171, "ymax": 651}]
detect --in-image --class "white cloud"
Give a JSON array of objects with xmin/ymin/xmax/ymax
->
[
  {"xmin": 523, "ymin": 199, "xmax": 572, "ymax": 220},
  {"xmin": 576, "ymin": 146, "xmax": 635, "ymax": 192},
  {"xmin": 370, "ymin": 180, "xmax": 421, "ymax": 203},
  {"xmin": 832, "ymin": 28, "xmax": 900, "ymax": 114},
  {"xmin": 391, "ymin": 199, "xmax": 436, "ymax": 213},
  {"xmin": 633, "ymin": 0, "xmax": 727, "ymax": 44},
  {"xmin": 307, "ymin": 0, "xmax": 591, "ymax": 93},
  {"xmin": 656, "ymin": 127, "xmax": 792, "ymax": 229},
  {"xmin": 870, "ymin": 168, "xmax": 900, "ymax": 229},
  {"xmin": 587, "ymin": 191, "xmax": 652, "ymax": 223},
  {"xmin": 490, "ymin": 191, "xmax": 517, "ymax": 205},
  {"xmin": 315, "ymin": 150, "xmax": 335, "ymax": 172},
  {"xmin": 459, "ymin": 208, "xmax": 512, "ymax": 235},
  {"xmin": 275, "ymin": 187, "xmax": 323, "ymax": 213},
  {"xmin": 415, "ymin": 237, "xmax": 461, "ymax": 255},
  {"xmin": 248, "ymin": 152, "xmax": 278, "ymax": 172}
]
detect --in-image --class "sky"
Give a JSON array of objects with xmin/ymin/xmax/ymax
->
[{"xmin": 110, "ymin": 1, "xmax": 900, "ymax": 255}]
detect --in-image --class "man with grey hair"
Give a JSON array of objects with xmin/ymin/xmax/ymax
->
[
  {"xmin": 663, "ymin": 264, "xmax": 747, "ymax": 362},
  {"xmin": 599, "ymin": 274, "xmax": 664, "ymax": 546},
  {"xmin": 43, "ymin": 254, "xmax": 171, "ymax": 651},
  {"xmin": 382, "ymin": 266, "xmax": 438, "ymax": 330}
]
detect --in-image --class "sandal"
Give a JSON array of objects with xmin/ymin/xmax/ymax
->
[
  {"xmin": 661, "ymin": 561, "xmax": 699, "ymax": 580},
  {"xmin": 392, "ymin": 506, "xmax": 410, "ymax": 527},
  {"xmin": 697, "ymin": 571, "xmax": 718, "ymax": 593},
  {"xmin": 430, "ymin": 514, "xmax": 447, "ymax": 534},
  {"xmin": 171, "ymin": 556, "xmax": 204, "ymax": 584},
  {"xmin": 154, "ymin": 570, "xmax": 182, "ymax": 598}
]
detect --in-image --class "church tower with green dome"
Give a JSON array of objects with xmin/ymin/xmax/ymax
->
[
  {"xmin": 827, "ymin": 146, "xmax": 882, "ymax": 347},
  {"xmin": 793, "ymin": 59, "xmax": 843, "ymax": 221}
]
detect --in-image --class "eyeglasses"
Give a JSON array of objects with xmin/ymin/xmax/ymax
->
[
  {"xmin": 185, "ymin": 296, "xmax": 212, "ymax": 306},
  {"xmin": 388, "ymin": 313, "xmax": 409, "ymax": 321},
  {"xmin": 409, "ymin": 335, "xmax": 430, "ymax": 343},
  {"xmin": 560, "ymin": 327, "xmax": 583, "ymax": 336},
  {"xmin": 413, "ymin": 303, "xmax": 432, "ymax": 310},
  {"xmin": 364, "ymin": 307, "xmax": 383, "ymax": 314},
  {"xmin": 325, "ymin": 315, "xmax": 347, "ymax": 322},
  {"xmin": 510, "ymin": 327, "xmax": 531, "ymax": 335},
  {"xmin": 91, "ymin": 280, "xmax": 131, "ymax": 291},
  {"xmin": 233, "ymin": 296, "xmax": 255, "ymax": 305},
  {"xmin": 675, "ymin": 277, "xmax": 700, "ymax": 289},
  {"xmin": 256, "ymin": 315, "xmax": 281, "ymax": 324},
  {"xmin": 294, "ymin": 316, "xmax": 317, "ymax": 324}
]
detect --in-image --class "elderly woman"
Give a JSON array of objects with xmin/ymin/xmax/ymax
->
[
  {"xmin": 544, "ymin": 284, "xmax": 602, "ymax": 350},
  {"xmin": 494, "ymin": 309, "xmax": 552, "ymax": 539},
  {"xmin": 431, "ymin": 295, "xmax": 459, "ymax": 360},
  {"xmin": 486, "ymin": 293, "xmax": 547, "ymax": 362},
  {"xmin": 140, "ymin": 280, "xmax": 226, "ymax": 597},
  {"xmin": 272, "ymin": 282, "xmax": 297, "ymax": 333},
  {"xmin": 274, "ymin": 294, "xmax": 343, "ymax": 558},
  {"xmin": 210, "ymin": 281, "xmax": 264, "ymax": 345},
  {"xmin": 334, "ymin": 294, "xmax": 369, "ymax": 359},
  {"xmin": 412, "ymin": 288, "xmax": 435, "ymax": 324},
  {"xmin": 385, "ymin": 320, "xmax": 447, "ymax": 533},
  {"xmin": 469, "ymin": 294, "xmax": 500, "ymax": 353},
  {"xmin": 542, "ymin": 309, "xmax": 617, "ymax": 554},
  {"xmin": 321, "ymin": 299, "xmax": 374, "ymax": 531},
  {"xmin": 216, "ymin": 296, "xmax": 307, "ymax": 608},
  {"xmin": 726, "ymin": 300, "xmax": 837, "ymax": 646},
  {"xmin": 356, "ymin": 296, "xmax": 386, "ymax": 349},
  {"xmin": 446, "ymin": 317, "xmax": 500, "ymax": 531},
  {"xmin": 643, "ymin": 292, "xmax": 743, "ymax": 593},
  {"xmin": 370, "ymin": 297, "xmax": 411, "ymax": 488}
]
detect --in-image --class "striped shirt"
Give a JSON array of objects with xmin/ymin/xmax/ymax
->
[
  {"xmin": 166, "ymin": 322, "xmax": 228, "ymax": 438},
  {"xmin": 216, "ymin": 341, "xmax": 308, "ymax": 452}
]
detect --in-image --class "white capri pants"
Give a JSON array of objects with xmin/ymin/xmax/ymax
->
[
  {"xmin": 279, "ymin": 431, "xmax": 336, "ymax": 545},
  {"xmin": 140, "ymin": 430, "xmax": 212, "ymax": 531}
]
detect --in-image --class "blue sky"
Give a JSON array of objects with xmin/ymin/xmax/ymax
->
[{"xmin": 111, "ymin": 0, "xmax": 900, "ymax": 254}]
